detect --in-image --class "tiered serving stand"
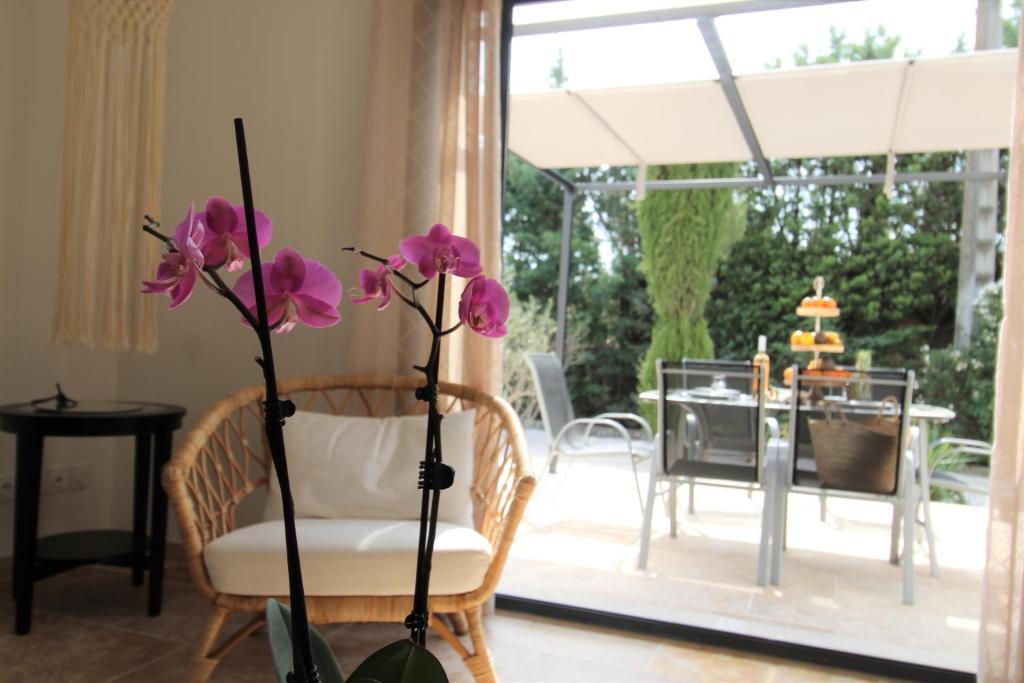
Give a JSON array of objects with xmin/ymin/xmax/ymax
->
[
  {"xmin": 791, "ymin": 275, "xmax": 843, "ymax": 359},
  {"xmin": 786, "ymin": 276, "xmax": 847, "ymax": 389}
]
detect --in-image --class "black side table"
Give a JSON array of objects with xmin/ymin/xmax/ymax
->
[{"xmin": 0, "ymin": 401, "xmax": 185, "ymax": 634}]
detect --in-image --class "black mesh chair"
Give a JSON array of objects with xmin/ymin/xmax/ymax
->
[
  {"xmin": 639, "ymin": 359, "xmax": 782, "ymax": 585},
  {"xmin": 768, "ymin": 366, "xmax": 925, "ymax": 604},
  {"xmin": 524, "ymin": 352, "xmax": 654, "ymax": 511}
]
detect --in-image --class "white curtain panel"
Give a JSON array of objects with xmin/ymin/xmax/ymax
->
[
  {"xmin": 346, "ymin": 0, "xmax": 503, "ymax": 395},
  {"xmin": 979, "ymin": 31, "xmax": 1024, "ymax": 683}
]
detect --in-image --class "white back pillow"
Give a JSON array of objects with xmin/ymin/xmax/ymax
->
[{"xmin": 263, "ymin": 409, "xmax": 477, "ymax": 528}]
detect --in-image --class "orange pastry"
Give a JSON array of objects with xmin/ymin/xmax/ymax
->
[
  {"xmin": 790, "ymin": 330, "xmax": 803, "ymax": 344},
  {"xmin": 825, "ymin": 331, "xmax": 841, "ymax": 345},
  {"xmin": 801, "ymin": 296, "xmax": 818, "ymax": 308},
  {"xmin": 821, "ymin": 296, "xmax": 838, "ymax": 308},
  {"xmin": 783, "ymin": 367, "xmax": 794, "ymax": 384},
  {"xmin": 801, "ymin": 331, "xmax": 816, "ymax": 345}
]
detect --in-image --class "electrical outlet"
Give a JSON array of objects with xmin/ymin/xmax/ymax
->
[
  {"xmin": 0, "ymin": 476, "xmax": 13, "ymax": 503},
  {"xmin": 69, "ymin": 464, "xmax": 89, "ymax": 491},
  {"xmin": 44, "ymin": 467, "xmax": 69, "ymax": 495}
]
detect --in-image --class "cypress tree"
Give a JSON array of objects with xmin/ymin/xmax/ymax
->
[{"xmin": 638, "ymin": 163, "xmax": 744, "ymax": 399}]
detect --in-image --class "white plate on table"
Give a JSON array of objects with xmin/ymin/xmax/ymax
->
[{"xmin": 687, "ymin": 386, "xmax": 742, "ymax": 400}]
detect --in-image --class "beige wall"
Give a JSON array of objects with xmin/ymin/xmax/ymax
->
[
  {"xmin": 0, "ymin": 0, "xmax": 374, "ymax": 554},
  {"xmin": 0, "ymin": 0, "xmax": 122, "ymax": 554}
]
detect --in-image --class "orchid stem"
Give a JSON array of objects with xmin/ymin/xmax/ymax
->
[
  {"xmin": 407, "ymin": 273, "xmax": 446, "ymax": 648},
  {"xmin": 392, "ymin": 288, "xmax": 440, "ymax": 334},
  {"xmin": 140, "ymin": 223, "xmax": 261, "ymax": 330},
  {"xmin": 235, "ymin": 117, "xmax": 318, "ymax": 683},
  {"xmin": 343, "ymin": 247, "xmax": 441, "ymax": 334},
  {"xmin": 341, "ymin": 246, "xmax": 429, "ymax": 290},
  {"xmin": 142, "ymin": 224, "xmax": 172, "ymax": 246}
]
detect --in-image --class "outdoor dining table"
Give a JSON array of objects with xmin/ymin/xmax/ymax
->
[{"xmin": 637, "ymin": 388, "xmax": 956, "ymax": 574}]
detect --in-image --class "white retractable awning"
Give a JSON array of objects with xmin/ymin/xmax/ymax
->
[{"xmin": 509, "ymin": 49, "xmax": 1018, "ymax": 170}]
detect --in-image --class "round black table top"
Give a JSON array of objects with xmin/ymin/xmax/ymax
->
[{"xmin": 0, "ymin": 401, "xmax": 186, "ymax": 437}]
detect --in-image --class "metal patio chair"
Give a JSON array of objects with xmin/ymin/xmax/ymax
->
[
  {"xmin": 638, "ymin": 359, "xmax": 783, "ymax": 585},
  {"xmin": 928, "ymin": 437, "xmax": 992, "ymax": 499},
  {"xmin": 767, "ymin": 366, "xmax": 924, "ymax": 604},
  {"xmin": 524, "ymin": 352, "xmax": 654, "ymax": 511}
]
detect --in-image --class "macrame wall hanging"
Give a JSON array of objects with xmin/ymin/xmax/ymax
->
[{"xmin": 52, "ymin": 0, "xmax": 173, "ymax": 352}]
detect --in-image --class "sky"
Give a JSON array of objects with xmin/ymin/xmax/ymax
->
[{"xmin": 510, "ymin": 0, "xmax": 1013, "ymax": 93}]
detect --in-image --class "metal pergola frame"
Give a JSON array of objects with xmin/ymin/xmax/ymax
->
[{"xmin": 506, "ymin": 0, "xmax": 1009, "ymax": 361}]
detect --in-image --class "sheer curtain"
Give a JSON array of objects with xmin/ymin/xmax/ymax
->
[
  {"xmin": 51, "ymin": 0, "xmax": 173, "ymax": 352},
  {"xmin": 345, "ymin": 0, "xmax": 503, "ymax": 395},
  {"xmin": 979, "ymin": 33, "xmax": 1024, "ymax": 682}
]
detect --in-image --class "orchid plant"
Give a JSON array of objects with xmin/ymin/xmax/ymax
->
[
  {"xmin": 342, "ymin": 223, "xmax": 509, "ymax": 677},
  {"xmin": 141, "ymin": 119, "xmax": 508, "ymax": 683}
]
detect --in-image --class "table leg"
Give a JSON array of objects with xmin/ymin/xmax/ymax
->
[
  {"xmin": 13, "ymin": 433, "xmax": 43, "ymax": 635},
  {"xmin": 916, "ymin": 421, "xmax": 940, "ymax": 577},
  {"xmin": 637, "ymin": 440, "xmax": 661, "ymax": 570},
  {"xmin": 147, "ymin": 430, "xmax": 172, "ymax": 617},
  {"xmin": 131, "ymin": 433, "xmax": 152, "ymax": 586}
]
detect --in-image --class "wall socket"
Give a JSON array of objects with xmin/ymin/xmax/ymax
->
[
  {"xmin": 0, "ymin": 465, "xmax": 90, "ymax": 502},
  {"xmin": 69, "ymin": 464, "xmax": 90, "ymax": 491},
  {"xmin": 44, "ymin": 467, "xmax": 69, "ymax": 494}
]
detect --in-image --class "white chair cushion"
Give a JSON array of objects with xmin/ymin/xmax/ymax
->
[
  {"xmin": 203, "ymin": 519, "xmax": 492, "ymax": 597},
  {"xmin": 263, "ymin": 409, "xmax": 476, "ymax": 527}
]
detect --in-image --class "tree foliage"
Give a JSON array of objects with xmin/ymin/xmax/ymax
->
[
  {"xmin": 708, "ymin": 152, "xmax": 964, "ymax": 375},
  {"xmin": 918, "ymin": 282, "xmax": 1002, "ymax": 442},
  {"xmin": 502, "ymin": 156, "xmax": 654, "ymax": 416},
  {"xmin": 707, "ymin": 25, "xmax": 1004, "ymax": 440}
]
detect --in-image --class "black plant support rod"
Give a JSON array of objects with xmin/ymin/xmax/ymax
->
[
  {"xmin": 407, "ymin": 273, "xmax": 449, "ymax": 647},
  {"xmin": 234, "ymin": 118, "xmax": 318, "ymax": 683}
]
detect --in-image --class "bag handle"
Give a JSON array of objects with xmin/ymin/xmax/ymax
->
[
  {"xmin": 876, "ymin": 396, "xmax": 900, "ymax": 424},
  {"xmin": 822, "ymin": 401, "xmax": 848, "ymax": 425}
]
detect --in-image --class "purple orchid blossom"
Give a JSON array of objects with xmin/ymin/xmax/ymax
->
[
  {"xmin": 399, "ymin": 223, "xmax": 482, "ymax": 280},
  {"xmin": 141, "ymin": 203, "xmax": 206, "ymax": 309},
  {"xmin": 350, "ymin": 265, "xmax": 393, "ymax": 310},
  {"xmin": 234, "ymin": 247, "xmax": 342, "ymax": 333},
  {"xmin": 198, "ymin": 196, "xmax": 272, "ymax": 272},
  {"xmin": 458, "ymin": 276, "xmax": 510, "ymax": 338}
]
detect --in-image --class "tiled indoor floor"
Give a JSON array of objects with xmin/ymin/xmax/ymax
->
[
  {"xmin": 500, "ymin": 431, "xmax": 984, "ymax": 673},
  {"xmin": 0, "ymin": 555, "xmax": 895, "ymax": 682}
]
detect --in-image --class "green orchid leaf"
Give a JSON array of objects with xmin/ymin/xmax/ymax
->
[
  {"xmin": 266, "ymin": 599, "xmax": 345, "ymax": 683},
  {"xmin": 348, "ymin": 639, "xmax": 448, "ymax": 683}
]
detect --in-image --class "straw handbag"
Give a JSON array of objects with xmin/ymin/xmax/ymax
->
[{"xmin": 808, "ymin": 398, "xmax": 900, "ymax": 494}]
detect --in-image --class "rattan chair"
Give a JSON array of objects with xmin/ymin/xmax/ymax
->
[{"xmin": 162, "ymin": 374, "xmax": 536, "ymax": 682}]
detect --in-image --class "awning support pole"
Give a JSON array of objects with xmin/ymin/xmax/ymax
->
[
  {"xmin": 555, "ymin": 187, "xmax": 574, "ymax": 363},
  {"xmin": 697, "ymin": 17, "xmax": 774, "ymax": 187}
]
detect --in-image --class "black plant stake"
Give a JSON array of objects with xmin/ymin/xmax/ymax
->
[
  {"xmin": 407, "ymin": 272, "xmax": 457, "ymax": 646},
  {"xmin": 233, "ymin": 119, "xmax": 319, "ymax": 683},
  {"xmin": 339, "ymin": 248, "xmax": 462, "ymax": 681},
  {"xmin": 141, "ymin": 119, "xmax": 322, "ymax": 683}
]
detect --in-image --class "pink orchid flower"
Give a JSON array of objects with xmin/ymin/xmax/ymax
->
[
  {"xmin": 458, "ymin": 276, "xmax": 510, "ymax": 338},
  {"xmin": 198, "ymin": 196, "xmax": 272, "ymax": 272},
  {"xmin": 350, "ymin": 265, "xmax": 393, "ymax": 310},
  {"xmin": 234, "ymin": 248, "xmax": 342, "ymax": 333},
  {"xmin": 399, "ymin": 224, "xmax": 482, "ymax": 280},
  {"xmin": 388, "ymin": 253, "xmax": 407, "ymax": 269},
  {"xmin": 142, "ymin": 203, "xmax": 206, "ymax": 309}
]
